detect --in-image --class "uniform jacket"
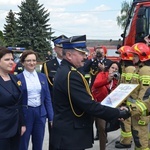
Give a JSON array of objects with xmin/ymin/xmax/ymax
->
[
  {"xmin": 17, "ymin": 72, "xmax": 53, "ymax": 121},
  {"xmin": 0, "ymin": 74, "xmax": 25, "ymax": 138},
  {"xmin": 91, "ymin": 72, "xmax": 118, "ymax": 102},
  {"xmin": 51, "ymin": 59, "xmax": 120, "ymax": 149},
  {"xmin": 143, "ymin": 87, "xmax": 150, "ymax": 112},
  {"xmin": 130, "ymin": 64, "xmax": 142, "ymax": 100},
  {"xmin": 83, "ymin": 57, "xmax": 112, "ymax": 87},
  {"xmin": 41, "ymin": 58, "xmax": 59, "ymax": 97},
  {"xmin": 138, "ymin": 65, "xmax": 150, "ymax": 100}
]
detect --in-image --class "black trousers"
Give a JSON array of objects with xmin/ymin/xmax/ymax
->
[
  {"xmin": 51, "ymin": 148, "xmax": 84, "ymax": 150},
  {"xmin": 50, "ymin": 143, "xmax": 84, "ymax": 150},
  {"xmin": 0, "ymin": 133, "xmax": 20, "ymax": 150}
]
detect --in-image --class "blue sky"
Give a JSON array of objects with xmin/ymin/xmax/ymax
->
[{"xmin": 0, "ymin": 0, "xmax": 131, "ymax": 40}]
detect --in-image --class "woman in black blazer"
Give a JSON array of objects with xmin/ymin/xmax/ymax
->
[{"xmin": 0, "ymin": 47, "xmax": 26, "ymax": 150}]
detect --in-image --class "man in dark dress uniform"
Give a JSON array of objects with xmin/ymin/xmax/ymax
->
[
  {"xmin": 50, "ymin": 35, "xmax": 130, "ymax": 150},
  {"xmin": 41, "ymin": 35, "xmax": 68, "ymax": 150},
  {"xmin": 41, "ymin": 35, "xmax": 68, "ymax": 97}
]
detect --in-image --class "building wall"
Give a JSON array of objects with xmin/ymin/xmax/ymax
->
[{"xmin": 87, "ymin": 39, "xmax": 122, "ymax": 47}]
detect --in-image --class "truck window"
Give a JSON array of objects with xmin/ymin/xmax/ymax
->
[
  {"xmin": 124, "ymin": 6, "xmax": 136, "ymax": 38},
  {"xmin": 147, "ymin": 7, "xmax": 150, "ymax": 34},
  {"xmin": 135, "ymin": 6, "xmax": 150, "ymax": 43},
  {"xmin": 143, "ymin": 7, "xmax": 149, "ymax": 33}
]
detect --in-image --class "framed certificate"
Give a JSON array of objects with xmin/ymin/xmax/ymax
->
[{"xmin": 101, "ymin": 84, "xmax": 139, "ymax": 108}]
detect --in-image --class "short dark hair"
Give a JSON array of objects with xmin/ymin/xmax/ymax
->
[
  {"xmin": 106, "ymin": 61, "xmax": 122, "ymax": 74},
  {"xmin": 0, "ymin": 46, "xmax": 13, "ymax": 59},
  {"xmin": 20, "ymin": 50, "xmax": 37, "ymax": 63}
]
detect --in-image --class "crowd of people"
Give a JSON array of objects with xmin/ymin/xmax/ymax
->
[{"xmin": 0, "ymin": 33, "xmax": 149, "ymax": 150}]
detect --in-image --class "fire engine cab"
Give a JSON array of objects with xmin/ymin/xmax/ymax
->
[{"xmin": 122, "ymin": 0, "xmax": 150, "ymax": 46}]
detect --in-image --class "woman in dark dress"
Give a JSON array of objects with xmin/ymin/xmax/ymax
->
[{"xmin": 0, "ymin": 46, "xmax": 26, "ymax": 150}]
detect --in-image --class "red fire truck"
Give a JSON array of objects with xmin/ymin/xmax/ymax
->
[{"xmin": 122, "ymin": 0, "xmax": 150, "ymax": 46}]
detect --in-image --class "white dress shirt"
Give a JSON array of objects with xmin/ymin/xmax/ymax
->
[
  {"xmin": 23, "ymin": 69, "xmax": 41, "ymax": 107},
  {"xmin": 56, "ymin": 57, "xmax": 62, "ymax": 65}
]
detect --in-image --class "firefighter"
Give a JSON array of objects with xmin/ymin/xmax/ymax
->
[
  {"xmin": 41, "ymin": 35, "xmax": 68, "ymax": 98},
  {"xmin": 128, "ymin": 43, "xmax": 150, "ymax": 150},
  {"xmin": 41, "ymin": 35, "xmax": 68, "ymax": 150},
  {"xmin": 130, "ymin": 87, "xmax": 150, "ymax": 117},
  {"xmin": 115, "ymin": 46, "xmax": 134, "ymax": 148}
]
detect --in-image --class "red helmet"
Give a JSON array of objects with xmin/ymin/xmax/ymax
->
[
  {"xmin": 118, "ymin": 46, "xmax": 133, "ymax": 60},
  {"xmin": 131, "ymin": 43, "xmax": 150, "ymax": 61}
]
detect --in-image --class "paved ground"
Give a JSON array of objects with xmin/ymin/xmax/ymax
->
[
  {"xmin": 29, "ymin": 122, "xmax": 134, "ymax": 150},
  {"xmin": 89, "ymin": 129, "xmax": 134, "ymax": 150}
]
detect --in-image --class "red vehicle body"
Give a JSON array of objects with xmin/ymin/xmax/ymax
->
[
  {"xmin": 122, "ymin": 0, "xmax": 150, "ymax": 46},
  {"xmin": 87, "ymin": 46, "xmax": 120, "ymax": 62}
]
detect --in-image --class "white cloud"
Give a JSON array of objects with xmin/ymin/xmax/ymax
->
[
  {"xmin": 0, "ymin": 0, "xmax": 123, "ymax": 40},
  {"xmin": 93, "ymin": 4, "xmax": 110, "ymax": 11},
  {"xmin": 48, "ymin": 3, "xmax": 122, "ymax": 39},
  {"xmin": 50, "ymin": 11, "xmax": 122, "ymax": 39},
  {"xmin": 39, "ymin": 0, "xmax": 86, "ymax": 7},
  {"xmin": 0, "ymin": 10, "xmax": 8, "ymax": 30},
  {"xmin": 0, "ymin": 0, "xmax": 20, "ymax": 5}
]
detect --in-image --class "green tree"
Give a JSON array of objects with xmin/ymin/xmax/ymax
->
[
  {"xmin": 3, "ymin": 10, "xmax": 17, "ymax": 46},
  {"xmin": 0, "ymin": 30, "xmax": 6, "ymax": 46},
  {"xmin": 16, "ymin": 0, "xmax": 53, "ymax": 60},
  {"xmin": 116, "ymin": 1, "xmax": 132, "ymax": 29}
]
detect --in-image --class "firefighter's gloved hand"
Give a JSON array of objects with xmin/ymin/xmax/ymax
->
[{"xmin": 118, "ymin": 107, "xmax": 131, "ymax": 120}]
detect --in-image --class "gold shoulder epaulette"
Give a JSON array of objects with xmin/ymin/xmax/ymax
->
[{"xmin": 71, "ymin": 66, "xmax": 77, "ymax": 71}]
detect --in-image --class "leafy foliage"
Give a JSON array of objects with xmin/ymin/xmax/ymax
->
[{"xmin": 116, "ymin": 1, "xmax": 132, "ymax": 29}]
